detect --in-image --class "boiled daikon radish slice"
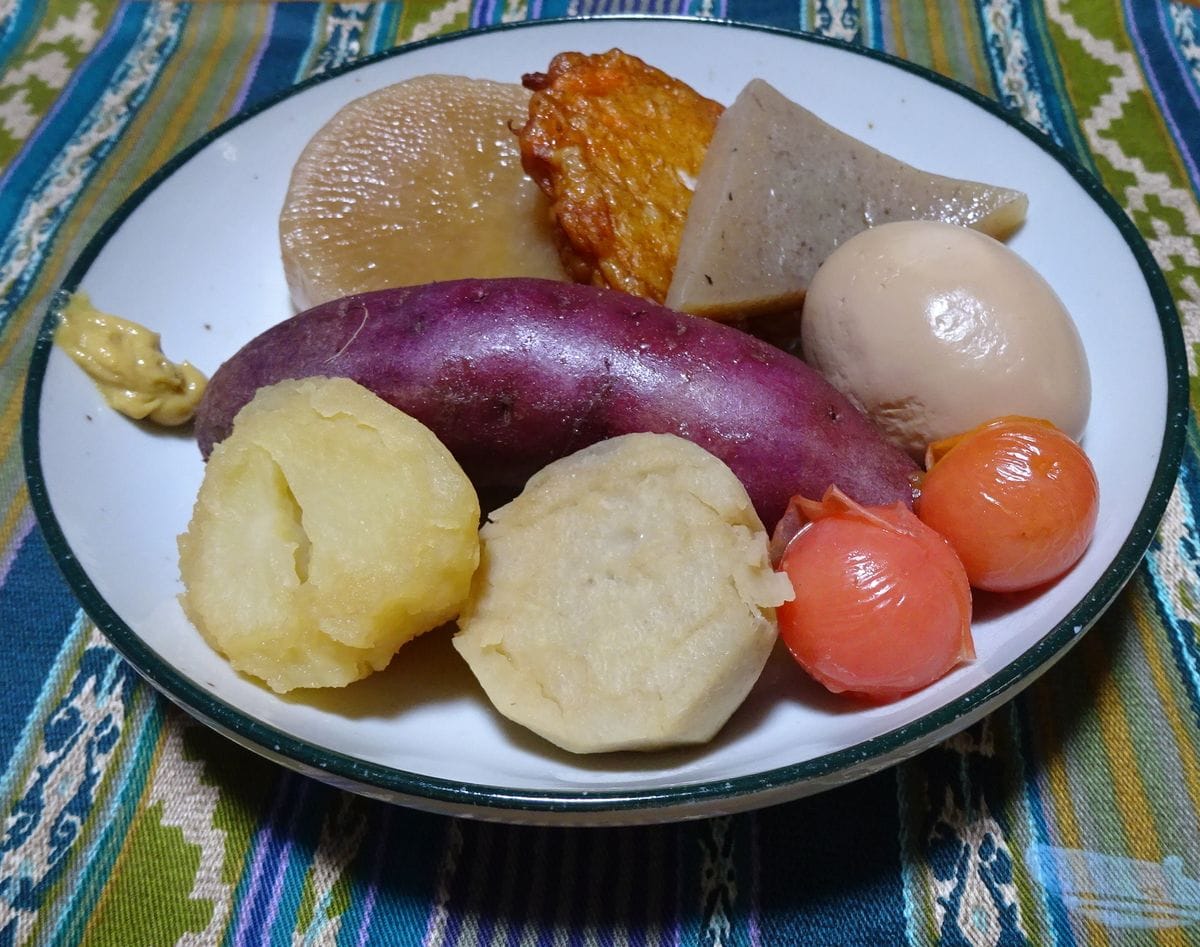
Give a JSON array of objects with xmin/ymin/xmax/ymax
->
[{"xmin": 280, "ymin": 75, "xmax": 566, "ymax": 311}]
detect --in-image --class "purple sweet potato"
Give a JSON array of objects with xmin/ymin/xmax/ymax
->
[{"xmin": 196, "ymin": 278, "xmax": 917, "ymax": 529}]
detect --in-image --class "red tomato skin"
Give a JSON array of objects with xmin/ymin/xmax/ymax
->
[
  {"xmin": 917, "ymin": 418, "xmax": 1099, "ymax": 593},
  {"xmin": 775, "ymin": 491, "xmax": 973, "ymax": 701}
]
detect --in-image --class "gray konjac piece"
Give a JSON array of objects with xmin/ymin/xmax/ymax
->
[{"xmin": 666, "ymin": 79, "xmax": 1028, "ymax": 319}]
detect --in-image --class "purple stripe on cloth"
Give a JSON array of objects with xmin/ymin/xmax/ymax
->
[
  {"xmin": 1125, "ymin": 0, "xmax": 1200, "ymax": 193},
  {"xmin": 232, "ymin": 772, "xmax": 302, "ymax": 946},
  {"xmin": 472, "ymin": 0, "xmax": 497, "ymax": 30},
  {"xmin": 352, "ymin": 803, "xmax": 392, "ymax": 945},
  {"xmin": 441, "ymin": 822, "xmax": 486, "ymax": 947},
  {"xmin": 749, "ymin": 814, "xmax": 763, "ymax": 947},
  {"xmin": 261, "ymin": 778, "xmax": 310, "ymax": 937},
  {"xmin": 0, "ymin": 511, "xmax": 36, "ymax": 589},
  {"xmin": 232, "ymin": 817, "xmax": 275, "ymax": 940},
  {"xmin": 1161, "ymin": 1, "xmax": 1200, "ymax": 113},
  {"xmin": 230, "ymin": 2, "xmax": 277, "ymax": 116}
]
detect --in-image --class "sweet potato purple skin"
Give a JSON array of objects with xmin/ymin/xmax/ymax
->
[{"xmin": 195, "ymin": 278, "xmax": 917, "ymax": 529}]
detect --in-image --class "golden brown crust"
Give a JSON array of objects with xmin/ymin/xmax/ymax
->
[{"xmin": 515, "ymin": 49, "xmax": 723, "ymax": 302}]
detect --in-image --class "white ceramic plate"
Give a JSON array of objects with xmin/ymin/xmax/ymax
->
[{"xmin": 23, "ymin": 18, "xmax": 1187, "ymax": 825}]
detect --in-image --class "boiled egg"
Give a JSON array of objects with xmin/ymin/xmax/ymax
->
[{"xmin": 800, "ymin": 220, "xmax": 1090, "ymax": 458}]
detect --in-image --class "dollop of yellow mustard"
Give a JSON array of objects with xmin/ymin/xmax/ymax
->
[{"xmin": 55, "ymin": 291, "xmax": 207, "ymax": 426}]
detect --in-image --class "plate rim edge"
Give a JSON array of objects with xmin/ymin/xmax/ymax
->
[{"xmin": 19, "ymin": 15, "xmax": 1191, "ymax": 820}]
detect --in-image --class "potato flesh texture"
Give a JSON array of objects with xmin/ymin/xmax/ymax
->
[
  {"xmin": 194, "ymin": 279, "xmax": 921, "ymax": 533},
  {"xmin": 279, "ymin": 75, "xmax": 566, "ymax": 311},
  {"xmin": 178, "ymin": 439, "xmax": 400, "ymax": 691},
  {"xmin": 453, "ymin": 433, "xmax": 791, "ymax": 754},
  {"xmin": 230, "ymin": 380, "xmax": 480, "ymax": 649},
  {"xmin": 666, "ymin": 79, "xmax": 1029, "ymax": 318},
  {"xmin": 179, "ymin": 377, "xmax": 480, "ymax": 693}
]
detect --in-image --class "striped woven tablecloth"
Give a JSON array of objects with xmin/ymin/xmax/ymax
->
[{"xmin": 4, "ymin": 1, "xmax": 1200, "ymax": 944}]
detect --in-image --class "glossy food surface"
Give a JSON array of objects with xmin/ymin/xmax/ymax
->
[
  {"xmin": 917, "ymin": 417, "xmax": 1100, "ymax": 592},
  {"xmin": 775, "ymin": 489, "xmax": 973, "ymax": 700},
  {"xmin": 280, "ymin": 75, "xmax": 566, "ymax": 310},
  {"xmin": 194, "ymin": 278, "xmax": 920, "ymax": 531},
  {"xmin": 801, "ymin": 220, "xmax": 1091, "ymax": 458}
]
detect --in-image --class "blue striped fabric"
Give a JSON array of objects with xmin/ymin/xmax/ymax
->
[
  {"xmin": 1, "ymin": 2, "xmax": 1199, "ymax": 944},
  {"xmin": 1127, "ymin": 0, "xmax": 1200, "ymax": 194}
]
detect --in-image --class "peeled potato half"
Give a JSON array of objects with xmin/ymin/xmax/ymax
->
[
  {"xmin": 178, "ymin": 377, "xmax": 480, "ymax": 693},
  {"xmin": 453, "ymin": 433, "xmax": 793, "ymax": 754},
  {"xmin": 280, "ymin": 75, "xmax": 567, "ymax": 311}
]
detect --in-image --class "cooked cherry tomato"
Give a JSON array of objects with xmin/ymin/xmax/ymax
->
[
  {"xmin": 774, "ymin": 487, "xmax": 973, "ymax": 701},
  {"xmin": 916, "ymin": 416, "xmax": 1099, "ymax": 593}
]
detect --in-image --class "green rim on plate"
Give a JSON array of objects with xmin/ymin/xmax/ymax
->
[{"xmin": 21, "ymin": 16, "xmax": 1190, "ymax": 820}]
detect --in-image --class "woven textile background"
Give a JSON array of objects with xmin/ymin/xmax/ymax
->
[{"xmin": 2, "ymin": 1, "xmax": 1200, "ymax": 944}]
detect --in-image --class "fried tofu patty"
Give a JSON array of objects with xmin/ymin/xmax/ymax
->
[{"xmin": 515, "ymin": 49, "xmax": 723, "ymax": 303}]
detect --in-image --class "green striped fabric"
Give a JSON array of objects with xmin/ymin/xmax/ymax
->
[{"xmin": 2, "ymin": 1, "xmax": 1199, "ymax": 944}]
